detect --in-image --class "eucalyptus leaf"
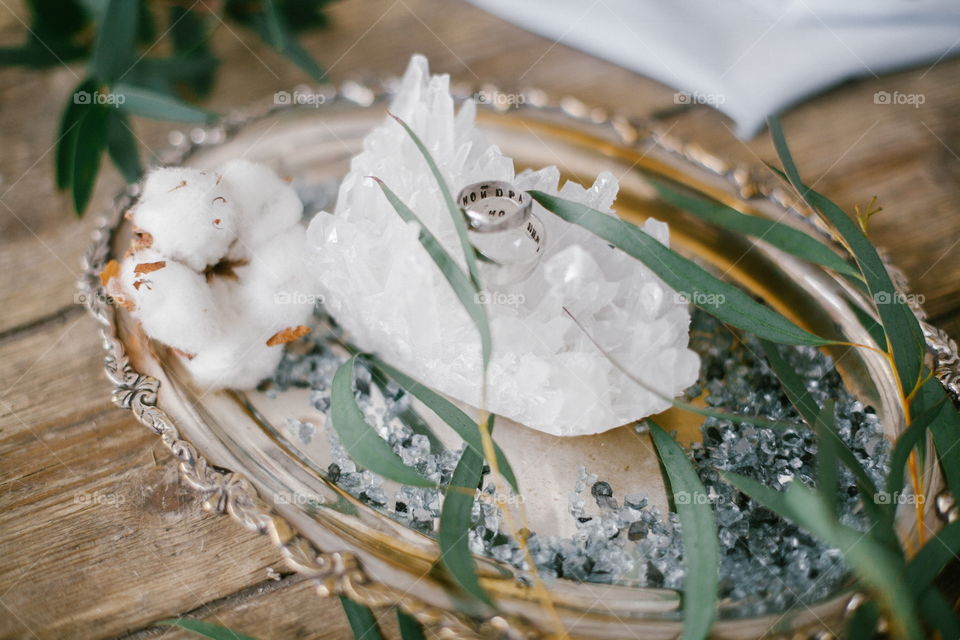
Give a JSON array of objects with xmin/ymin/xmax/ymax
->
[
  {"xmin": 339, "ymin": 596, "xmax": 384, "ymax": 640},
  {"xmin": 916, "ymin": 589, "xmax": 960, "ymax": 640},
  {"xmin": 55, "ymin": 78, "xmax": 97, "ymax": 190},
  {"xmin": 530, "ymin": 190, "xmax": 830, "ymax": 347},
  {"xmin": 884, "ymin": 396, "xmax": 945, "ymax": 518},
  {"xmin": 906, "ymin": 515, "xmax": 960, "ymax": 593},
  {"xmin": 759, "ymin": 339, "xmax": 897, "ymax": 543},
  {"xmin": 0, "ymin": 42, "xmax": 87, "ymax": 67},
  {"xmin": 169, "ymin": 5, "xmax": 217, "ymax": 96},
  {"xmin": 913, "ymin": 376, "xmax": 960, "ymax": 495},
  {"xmin": 330, "ymin": 356, "xmax": 434, "ymax": 487},
  {"xmin": 781, "ymin": 485, "xmax": 922, "ymax": 640},
  {"xmin": 370, "ymin": 356, "xmax": 518, "ymax": 492},
  {"xmin": 113, "ymin": 83, "xmax": 217, "ymax": 123},
  {"xmin": 845, "ymin": 600, "xmax": 878, "ymax": 640},
  {"xmin": 369, "ymin": 369, "xmax": 443, "ymax": 455},
  {"xmin": 813, "ymin": 400, "xmax": 839, "ymax": 515},
  {"xmin": 769, "ymin": 117, "xmax": 925, "ymax": 392},
  {"xmin": 370, "ymin": 176, "xmax": 492, "ymax": 374},
  {"xmin": 388, "ymin": 115, "xmax": 485, "ymax": 297},
  {"xmin": 649, "ymin": 421, "xmax": 718, "ymax": 640},
  {"xmin": 723, "ymin": 473, "xmax": 924, "ymax": 640},
  {"xmin": 106, "ymin": 110, "xmax": 141, "ymax": 183},
  {"xmin": 157, "ymin": 619, "xmax": 257, "ymax": 640},
  {"xmin": 758, "ymin": 340, "xmax": 819, "ymax": 425},
  {"xmin": 396, "ymin": 610, "xmax": 427, "ymax": 640},
  {"xmin": 240, "ymin": 0, "xmax": 325, "ymax": 82},
  {"xmin": 71, "ymin": 102, "xmax": 110, "ymax": 215},
  {"xmin": 846, "ymin": 297, "xmax": 887, "ymax": 351},
  {"xmin": 760, "ymin": 340, "xmax": 882, "ymax": 508},
  {"xmin": 651, "ymin": 179, "xmax": 861, "ymax": 279},
  {"xmin": 89, "ymin": 0, "xmax": 138, "ymax": 83},
  {"xmin": 439, "ymin": 413, "xmax": 496, "ymax": 608}
]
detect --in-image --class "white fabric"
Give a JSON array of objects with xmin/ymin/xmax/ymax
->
[{"xmin": 467, "ymin": 0, "xmax": 960, "ymax": 137}]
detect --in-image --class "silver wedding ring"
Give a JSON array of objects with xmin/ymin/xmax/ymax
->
[
  {"xmin": 457, "ymin": 181, "xmax": 532, "ymax": 233},
  {"xmin": 457, "ymin": 180, "xmax": 545, "ymax": 285}
]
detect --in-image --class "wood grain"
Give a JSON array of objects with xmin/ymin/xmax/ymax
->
[{"xmin": 0, "ymin": 0, "xmax": 958, "ymax": 638}]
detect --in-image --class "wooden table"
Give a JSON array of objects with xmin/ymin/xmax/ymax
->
[{"xmin": 1, "ymin": 1, "xmax": 958, "ymax": 637}]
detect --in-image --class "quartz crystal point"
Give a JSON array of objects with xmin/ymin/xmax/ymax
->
[{"xmin": 306, "ymin": 55, "xmax": 699, "ymax": 435}]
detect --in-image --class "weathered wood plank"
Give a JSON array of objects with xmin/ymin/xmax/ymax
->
[
  {"xmin": 0, "ymin": 327, "xmax": 285, "ymax": 639},
  {"xmin": 121, "ymin": 576, "xmax": 405, "ymax": 640}
]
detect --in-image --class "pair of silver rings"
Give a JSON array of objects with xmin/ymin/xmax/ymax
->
[{"xmin": 456, "ymin": 180, "xmax": 545, "ymax": 285}]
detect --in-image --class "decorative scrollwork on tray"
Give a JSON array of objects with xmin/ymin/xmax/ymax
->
[{"xmin": 78, "ymin": 80, "xmax": 959, "ymax": 640}]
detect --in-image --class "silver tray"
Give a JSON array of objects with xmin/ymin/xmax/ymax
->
[{"xmin": 79, "ymin": 80, "xmax": 960, "ymax": 639}]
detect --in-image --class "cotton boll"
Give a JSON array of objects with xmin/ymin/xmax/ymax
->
[
  {"xmin": 218, "ymin": 159, "xmax": 303, "ymax": 257},
  {"xmin": 231, "ymin": 226, "xmax": 316, "ymax": 331},
  {"xmin": 184, "ymin": 332, "xmax": 285, "ymax": 389},
  {"xmin": 132, "ymin": 167, "xmax": 239, "ymax": 271},
  {"xmin": 120, "ymin": 250, "xmax": 222, "ymax": 355}
]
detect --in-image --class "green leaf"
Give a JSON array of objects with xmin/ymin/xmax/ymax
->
[
  {"xmin": 761, "ymin": 340, "xmax": 882, "ymax": 503},
  {"xmin": 157, "ymin": 619, "xmax": 257, "ymax": 640},
  {"xmin": 370, "ymin": 356, "xmax": 518, "ymax": 492},
  {"xmin": 917, "ymin": 588, "xmax": 960, "ymax": 640},
  {"xmin": 813, "ymin": 400, "xmax": 839, "ymax": 515},
  {"xmin": 769, "ymin": 117, "xmax": 925, "ymax": 392},
  {"xmin": 784, "ymin": 485, "xmax": 922, "ymax": 640},
  {"xmin": 0, "ymin": 42, "xmax": 86, "ymax": 67},
  {"xmin": 396, "ymin": 610, "xmax": 426, "ymax": 640},
  {"xmin": 913, "ymin": 376, "xmax": 960, "ymax": 496},
  {"xmin": 652, "ymin": 179, "xmax": 861, "ymax": 279},
  {"xmin": 758, "ymin": 340, "xmax": 820, "ymax": 425},
  {"xmin": 240, "ymin": 0, "xmax": 325, "ymax": 82},
  {"xmin": 721, "ymin": 471, "xmax": 791, "ymax": 515},
  {"xmin": 135, "ymin": 0, "xmax": 155, "ymax": 44},
  {"xmin": 906, "ymin": 517, "xmax": 960, "ymax": 593},
  {"xmin": 329, "ymin": 356, "xmax": 434, "ymax": 487},
  {"xmin": 369, "ymin": 370, "xmax": 443, "ymax": 455},
  {"xmin": 338, "ymin": 596, "xmax": 383, "ymax": 640},
  {"xmin": 388, "ymin": 115, "xmax": 485, "ymax": 303},
  {"xmin": 370, "ymin": 176, "xmax": 492, "ymax": 372},
  {"xmin": 649, "ymin": 421, "xmax": 718, "ymax": 640},
  {"xmin": 904, "ymin": 499, "xmax": 960, "ymax": 638},
  {"xmin": 0, "ymin": 0, "xmax": 89, "ymax": 68},
  {"xmin": 845, "ymin": 600, "xmax": 878, "ymax": 640},
  {"xmin": 114, "ymin": 83, "xmax": 217, "ymax": 123},
  {"xmin": 884, "ymin": 396, "xmax": 945, "ymax": 518},
  {"xmin": 723, "ymin": 474, "xmax": 924, "ymax": 640},
  {"xmin": 760, "ymin": 341, "xmax": 898, "ymax": 545},
  {"xmin": 846, "ymin": 298, "xmax": 887, "ymax": 351},
  {"xmin": 530, "ymin": 190, "xmax": 830, "ymax": 347},
  {"xmin": 169, "ymin": 5, "xmax": 217, "ymax": 96},
  {"xmin": 89, "ymin": 0, "xmax": 138, "ymax": 83},
  {"xmin": 439, "ymin": 413, "xmax": 496, "ymax": 609},
  {"xmin": 55, "ymin": 78, "xmax": 97, "ymax": 190},
  {"xmin": 106, "ymin": 110, "xmax": 141, "ymax": 183},
  {"xmin": 71, "ymin": 102, "xmax": 110, "ymax": 215}
]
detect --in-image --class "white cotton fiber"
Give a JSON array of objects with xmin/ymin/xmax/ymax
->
[
  {"xmin": 183, "ymin": 333, "xmax": 286, "ymax": 389},
  {"xmin": 110, "ymin": 161, "xmax": 317, "ymax": 390},
  {"xmin": 233, "ymin": 226, "xmax": 316, "ymax": 332},
  {"xmin": 218, "ymin": 159, "xmax": 303, "ymax": 258},
  {"xmin": 120, "ymin": 250, "xmax": 221, "ymax": 356},
  {"xmin": 132, "ymin": 167, "xmax": 239, "ymax": 271}
]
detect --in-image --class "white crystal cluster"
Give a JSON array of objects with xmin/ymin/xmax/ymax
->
[
  {"xmin": 306, "ymin": 55, "xmax": 700, "ymax": 436},
  {"xmin": 106, "ymin": 160, "xmax": 316, "ymax": 389}
]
